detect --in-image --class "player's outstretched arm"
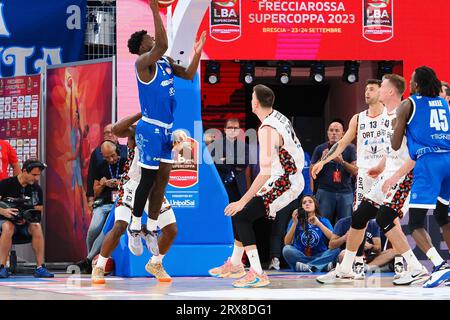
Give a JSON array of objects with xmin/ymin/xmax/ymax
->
[
  {"xmin": 224, "ymin": 126, "xmax": 278, "ymax": 216},
  {"xmin": 391, "ymin": 99, "xmax": 411, "ymax": 151},
  {"xmin": 112, "ymin": 113, "xmax": 142, "ymax": 138},
  {"xmin": 136, "ymin": 0, "xmax": 168, "ymax": 71},
  {"xmin": 168, "ymin": 31, "xmax": 206, "ymax": 80}
]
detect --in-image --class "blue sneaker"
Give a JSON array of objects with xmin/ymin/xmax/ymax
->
[
  {"xmin": 0, "ymin": 265, "xmax": 9, "ymax": 278},
  {"xmin": 34, "ymin": 265, "xmax": 54, "ymax": 278},
  {"xmin": 423, "ymin": 262, "xmax": 450, "ymax": 288}
]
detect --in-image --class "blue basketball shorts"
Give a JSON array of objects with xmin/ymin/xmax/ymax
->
[
  {"xmin": 135, "ymin": 119, "xmax": 174, "ymax": 169},
  {"xmin": 409, "ymin": 152, "xmax": 450, "ymax": 209}
]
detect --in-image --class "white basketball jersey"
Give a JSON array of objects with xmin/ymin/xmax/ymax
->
[
  {"xmin": 259, "ymin": 110, "xmax": 305, "ymax": 177},
  {"xmin": 356, "ymin": 108, "xmax": 388, "ymax": 169},
  {"xmin": 127, "ymin": 147, "xmax": 141, "ymax": 182},
  {"xmin": 383, "ymin": 108, "xmax": 409, "ymax": 171}
]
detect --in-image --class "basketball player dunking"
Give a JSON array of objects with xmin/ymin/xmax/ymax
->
[
  {"xmin": 91, "ymin": 113, "xmax": 185, "ymax": 284},
  {"xmin": 126, "ymin": 0, "xmax": 206, "ymax": 250}
]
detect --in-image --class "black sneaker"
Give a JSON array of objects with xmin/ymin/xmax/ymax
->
[{"xmin": 75, "ymin": 258, "xmax": 92, "ymax": 274}]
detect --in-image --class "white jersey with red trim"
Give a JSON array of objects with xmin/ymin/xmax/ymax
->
[
  {"xmin": 356, "ymin": 108, "xmax": 388, "ymax": 169},
  {"xmin": 384, "ymin": 108, "xmax": 410, "ymax": 171},
  {"xmin": 256, "ymin": 110, "xmax": 305, "ymax": 218}
]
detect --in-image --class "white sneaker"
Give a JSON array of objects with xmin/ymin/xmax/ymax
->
[
  {"xmin": 423, "ymin": 262, "xmax": 450, "ymax": 288},
  {"xmin": 141, "ymin": 225, "xmax": 159, "ymax": 256},
  {"xmin": 393, "ymin": 266, "xmax": 429, "ymax": 285},
  {"xmin": 127, "ymin": 229, "xmax": 143, "ymax": 256},
  {"xmin": 268, "ymin": 257, "xmax": 280, "ymax": 271},
  {"xmin": 295, "ymin": 262, "xmax": 312, "ymax": 272},
  {"xmin": 316, "ymin": 263, "xmax": 355, "ymax": 284},
  {"xmin": 353, "ymin": 262, "xmax": 365, "ymax": 280},
  {"xmin": 393, "ymin": 261, "xmax": 405, "ymax": 280}
]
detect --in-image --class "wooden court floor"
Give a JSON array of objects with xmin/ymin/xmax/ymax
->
[{"xmin": 0, "ymin": 270, "xmax": 449, "ymax": 300}]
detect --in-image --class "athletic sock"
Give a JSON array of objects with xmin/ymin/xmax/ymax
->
[
  {"xmin": 355, "ymin": 256, "xmax": 364, "ymax": 265},
  {"xmin": 151, "ymin": 254, "xmax": 165, "ymax": 264},
  {"xmin": 96, "ymin": 255, "xmax": 108, "ymax": 269},
  {"xmin": 340, "ymin": 250, "xmax": 357, "ymax": 274},
  {"xmin": 130, "ymin": 216, "xmax": 141, "ymax": 231},
  {"xmin": 230, "ymin": 245, "xmax": 245, "ymax": 266},
  {"xmin": 247, "ymin": 249, "xmax": 263, "ymax": 275},
  {"xmin": 401, "ymin": 250, "xmax": 422, "ymax": 271},
  {"xmin": 426, "ymin": 247, "xmax": 444, "ymax": 267},
  {"xmin": 147, "ymin": 218, "xmax": 158, "ymax": 232}
]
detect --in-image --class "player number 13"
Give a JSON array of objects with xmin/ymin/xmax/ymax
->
[{"xmin": 430, "ymin": 109, "xmax": 449, "ymax": 132}]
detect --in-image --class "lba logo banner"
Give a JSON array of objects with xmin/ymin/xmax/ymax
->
[
  {"xmin": 0, "ymin": 0, "xmax": 86, "ymax": 77},
  {"xmin": 210, "ymin": 0, "xmax": 241, "ymax": 42},
  {"xmin": 363, "ymin": 0, "xmax": 394, "ymax": 43}
]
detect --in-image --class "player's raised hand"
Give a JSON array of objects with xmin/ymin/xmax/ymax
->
[{"xmin": 194, "ymin": 31, "xmax": 207, "ymax": 55}]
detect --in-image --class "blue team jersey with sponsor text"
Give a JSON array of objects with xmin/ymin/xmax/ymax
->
[
  {"xmin": 406, "ymin": 94, "xmax": 450, "ymax": 159},
  {"xmin": 136, "ymin": 56, "xmax": 176, "ymax": 125}
]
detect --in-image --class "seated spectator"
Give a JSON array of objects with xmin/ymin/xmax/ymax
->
[
  {"xmin": 76, "ymin": 141, "xmax": 126, "ymax": 273},
  {"xmin": 310, "ymin": 120, "xmax": 357, "ymax": 224},
  {"xmin": 282, "ymin": 195, "xmax": 338, "ymax": 272},
  {"xmin": 268, "ymin": 151, "xmax": 313, "ymax": 271},
  {"xmin": 331, "ymin": 216, "xmax": 401, "ymax": 279},
  {"xmin": 0, "ymin": 139, "xmax": 20, "ymax": 180},
  {"xmin": 0, "ymin": 159, "xmax": 53, "ymax": 278},
  {"xmin": 86, "ymin": 124, "xmax": 128, "ymax": 212}
]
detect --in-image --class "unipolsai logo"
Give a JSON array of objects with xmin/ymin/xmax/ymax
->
[
  {"xmin": 363, "ymin": 0, "xmax": 394, "ymax": 43},
  {"xmin": 210, "ymin": 0, "xmax": 241, "ymax": 42}
]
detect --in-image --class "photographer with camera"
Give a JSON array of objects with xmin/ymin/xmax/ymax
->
[
  {"xmin": 76, "ymin": 140, "xmax": 126, "ymax": 273},
  {"xmin": 0, "ymin": 159, "xmax": 53, "ymax": 278},
  {"xmin": 282, "ymin": 195, "xmax": 337, "ymax": 272}
]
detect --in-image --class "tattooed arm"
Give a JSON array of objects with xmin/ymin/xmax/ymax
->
[{"xmin": 311, "ymin": 114, "xmax": 358, "ymax": 179}]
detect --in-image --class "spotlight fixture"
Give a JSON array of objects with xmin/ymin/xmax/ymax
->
[
  {"xmin": 240, "ymin": 61, "xmax": 255, "ymax": 85},
  {"xmin": 276, "ymin": 62, "xmax": 291, "ymax": 85},
  {"xmin": 310, "ymin": 62, "xmax": 325, "ymax": 83},
  {"xmin": 342, "ymin": 61, "xmax": 360, "ymax": 84},
  {"xmin": 377, "ymin": 61, "xmax": 394, "ymax": 80},
  {"xmin": 205, "ymin": 60, "xmax": 220, "ymax": 84}
]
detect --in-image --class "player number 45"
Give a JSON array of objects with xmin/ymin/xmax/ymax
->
[{"xmin": 430, "ymin": 109, "xmax": 449, "ymax": 132}]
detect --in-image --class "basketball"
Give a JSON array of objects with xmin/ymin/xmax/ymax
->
[
  {"xmin": 92, "ymin": 255, "xmax": 115, "ymax": 275},
  {"xmin": 158, "ymin": 0, "xmax": 175, "ymax": 8}
]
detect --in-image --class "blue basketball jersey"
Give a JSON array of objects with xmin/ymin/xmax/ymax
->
[
  {"xmin": 406, "ymin": 94, "xmax": 450, "ymax": 159},
  {"xmin": 136, "ymin": 56, "xmax": 176, "ymax": 126}
]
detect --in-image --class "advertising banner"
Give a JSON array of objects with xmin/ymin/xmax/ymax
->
[
  {"xmin": 45, "ymin": 60, "xmax": 113, "ymax": 262},
  {"xmin": 0, "ymin": 74, "xmax": 41, "ymax": 174},
  {"xmin": 0, "ymin": 0, "xmax": 86, "ymax": 77}
]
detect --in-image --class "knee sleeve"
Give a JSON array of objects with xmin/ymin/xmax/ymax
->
[
  {"xmin": 133, "ymin": 168, "xmax": 157, "ymax": 217},
  {"xmin": 375, "ymin": 206, "xmax": 399, "ymax": 233},
  {"xmin": 433, "ymin": 200, "xmax": 450, "ymax": 227},
  {"xmin": 408, "ymin": 208, "xmax": 428, "ymax": 232},
  {"xmin": 351, "ymin": 200, "xmax": 378, "ymax": 230},
  {"xmin": 232, "ymin": 197, "xmax": 265, "ymax": 247}
]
